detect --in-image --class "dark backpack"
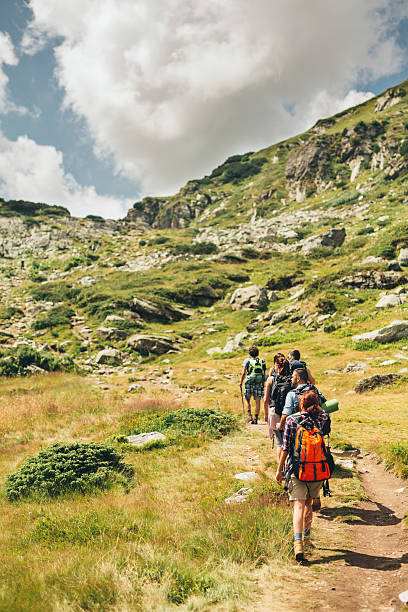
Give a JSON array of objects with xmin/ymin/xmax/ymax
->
[
  {"xmin": 246, "ymin": 357, "xmax": 266, "ymax": 384},
  {"xmin": 270, "ymin": 373, "xmax": 292, "ymax": 416},
  {"xmin": 292, "ymin": 385, "xmax": 329, "ymax": 433},
  {"xmin": 289, "ymin": 359, "xmax": 307, "ymax": 375}
]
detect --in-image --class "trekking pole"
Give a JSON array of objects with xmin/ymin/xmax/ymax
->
[{"xmin": 239, "ymin": 384, "xmax": 246, "ymax": 422}]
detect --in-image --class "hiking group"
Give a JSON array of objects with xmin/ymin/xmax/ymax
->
[{"xmin": 240, "ymin": 346, "xmax": 335, "ymax": 564}]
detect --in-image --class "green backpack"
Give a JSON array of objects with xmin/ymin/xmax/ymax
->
[{"xmin": 246, "ymin": 357, "xmax": 266, "ymax": 384}]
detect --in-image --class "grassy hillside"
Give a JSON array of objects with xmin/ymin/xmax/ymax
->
[{"xmin": 0, "ymin": 80, "xmax": 407, "ymax": 610}]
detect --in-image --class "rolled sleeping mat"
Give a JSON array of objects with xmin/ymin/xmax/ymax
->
[{"xmin": 321, "ymin": 399, "xmax": 339, "ymax": 414}]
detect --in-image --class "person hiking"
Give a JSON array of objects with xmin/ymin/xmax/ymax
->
[
  {"xmin": 240, "ymin": 345, "xmax": 266, "ymax": 424},
  {"xmin": 264, "ymin": 354, "xmax": 291, "ymax": 459},
  {"xmin": 275, "ymin": 389, "xmax": 332, "ymax": 563},
  {"xmin": 287, "ymin": 349, "xmax": 315, "ymax": 385},
  {"xmin": 276, "ymin": 368, "xmax": 325, "ymax": 433}
]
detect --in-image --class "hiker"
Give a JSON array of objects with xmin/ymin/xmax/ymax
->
[
  {"xmin": 275, "ymin": 389, "xmax": 332, "ymax": 563},
  {"xmin": 264, "ymin": 354, "xmax": 292, "ymax": 459},
  {"xmin": 240, "ymin": 345, "xmax": 267, "ymax": 424},
  {"xmin": 287, "ymin": 349, "xmax": 315, "ymax": 384},
  {"xmin": 276, "ymin": 368, "xmax": 325, "ymax": 434}
]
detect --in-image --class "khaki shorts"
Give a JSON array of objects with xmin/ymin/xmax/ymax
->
[{"xmin": 287, "ymin": 474, "xmax": 323, "ymax": 501}]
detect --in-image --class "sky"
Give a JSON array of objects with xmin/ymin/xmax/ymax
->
[{"xmin": 0, "ymin": 1, "xmax": 407, "ymax": 219}]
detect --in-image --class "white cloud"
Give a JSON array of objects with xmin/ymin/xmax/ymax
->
[
  {"xmin": 0, "ymin": 133, "xmax": 128, "ymax": 219},
  {"xmin": 0, "ymin": 32, "xmax": 28, "ymax": 115},
  {"xmin": 24, "ymin": 0, "xmax": 408, "ymax": 195}
]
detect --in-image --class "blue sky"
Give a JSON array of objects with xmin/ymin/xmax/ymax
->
[{"xmin": 0, "ymin": 1, "xmax": 407, "ymax": 218}]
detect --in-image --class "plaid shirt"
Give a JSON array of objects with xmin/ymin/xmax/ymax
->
[{"xmin": 281, "ymin": 412, "xmax": 331, "ymax": 480}]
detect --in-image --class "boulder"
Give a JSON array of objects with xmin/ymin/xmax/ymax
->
[
  {"xmin": 353, "ymin": 320, "xmax": 408, "ymax": 344},
  {"xmin": 96, "ymin": 326, "xmax": 127, "ymax": 340},
  {"xmin": 222, "ymin": 331, "xmax": 248, "ymax": 353},
  {"xmin": 126, "ymin": 432, "xmax": 166, "ymax": 447},
  {"xmin": 130, "ymin": 296, "xmax": 191, "ymax": 322},
  {"xmin": 398, "ymin": 248, "xmax": 408, "ymax": 267},
  {"xmin": 105, "ymin": 314, "xmax": 126, "ymax": 323},
  {"xmin": 234, "ymin": 472, "xmax": 260, "ymax": 482},
  {"xmin": 342, "ymin": 361, "xmax": 367, "ymax": 373},
  {"xmin": 302, "ymin": 228, "xmax": 346, "ymax": 254},
  {"xmin": 224, "ymin": 487, "xmax": 252, "ymax": 504},
  {"xmin": 230, "ymin": 285, "xmax": 269, "ymax": 311},
  {"xmin": 127, "ymin": 334, "xmax": 177, "ymax": 355},
  {"xmin": 375, "ymin": 294, "xmax": 402, "ymax": 309},
  {"xmin": 355, "ymin": 373, "xmax": 402, "ymax": 393},
  {"xmin": 95, "ymin": 348, "xmax": 122, "ymax": 365}
]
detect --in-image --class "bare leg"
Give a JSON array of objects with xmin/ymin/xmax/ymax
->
[
  {"xmin": 293, "ymin": 499, "xmax": 306, "ymax": 535},
  {"xmin": 254, "ymin": 397, "xmax": 261, "ymax": 416},
  {"xmin": 304, "ymin": 498, "xmax": 313, "ymax": 531}
]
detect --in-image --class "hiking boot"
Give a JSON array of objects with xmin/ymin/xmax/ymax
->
[
  {"xmin": 252, "ymin": 414, "xmax": 258, "ymax": 425},
  {"xmin": 312, "ymin": 497, "xmax": 321, "ymax": 512},
  {"xmin": 294, "ymin": 540, "xmax": 304, "ymax": 563},
  {"xmin": 247, "ymin": 411, "xmax": 252, "ymax": 423}
]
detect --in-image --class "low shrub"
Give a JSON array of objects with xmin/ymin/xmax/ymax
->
[
  {"xmin": 0, "ymin": 306, "xmax": 23, "ymax": 320},
  {"xmin": 0, "ymin": 345, "xmax": 74, "ymax": 377},
  {"xmin": 352, "ymin": 339, "xmax": 381, "ymax": 351},
  {"xmin": 372, "ymin": 220, "xmax": 408, "ymax": 259},
  {"xmin": 385, "ymin": 442, "xmax": 408, "ymax": 478},
  {"xmin": 121, "ymin": 406, "xmax": 238, "ymax": 439},
  {"xmin": 31, "ymin": 305, "xmax": 74, "ymax": 330},
  {"xmin": 5, "ymin": 442, "xmax": 134, "ymax": 501}
]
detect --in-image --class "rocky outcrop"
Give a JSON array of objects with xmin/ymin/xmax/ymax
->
[
  {"xmin": 130, "ymin": 296, "xmax": 191, "ymax": 322},
  {"xmin": 398, "ymin": 249, "xmax": 408, "ymax": 266},
  {"xmin": 230, "ymin": 285, "xmax": 269, "ymax": 311},
  {"xmin": 352, "ymin": 320, "xmax": 408, "ymax": 344},
  {"xmin": 302, "ymin": 228, "xmax": 346, "ymax": 254},
  {"xmin": 355, "ymin": 373, "xmax": 402, "ymax": 393},
  {"xmin": 375, "ymin": 87, "xmax": 405, "ymax": 113},
  {"xmin": 285, "ymin": 140, "xmax": 330, "ymax": 201},
  {"xmin": 125, "ymin": 192, "xmax": 211, "ymax": 229},
  {"xmin": 127, "ymin": 334, "xmax": 178, "ymax": 355},
  {"xmin": 336, "ymin": 271, "xmax": 405, "ymax": 290}
]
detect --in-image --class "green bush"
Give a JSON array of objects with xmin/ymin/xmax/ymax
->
[
  {"xmin": 32, "ymin": 305, "xmax": 74, "ymax": 330},
  {"xmin": 0, "ymin": 306, "xmax": 23, "ymax": 320},
  {"xmin": 5, "ymin": 442, "xmax": 134, "ymax": 501},
  {"xmin": 121, "ymin": 406, "xmax": 238, "ymax": 439},
  {"xmin": 372, "ymin": 221, "xmax": 408, "ymax": 259},
  {"xmin": 385, "ymin": 442, "xmax": 408, "ymax": 478},
  {"xmin": 0, "ymin": 345, "xmax": 74, "ymax": 377}
]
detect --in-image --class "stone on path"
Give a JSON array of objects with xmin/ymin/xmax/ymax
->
[
  {"xmin": 335, "ymin": 459, "xmax": 354, "ymax": 469},
  {"xmin": 399, "ymin": 590, "xmax": 408, "ymax": 605},
  {"xmin": 224, "ymin": 487, "xmax": 253, "ymax": 504},
  {"xmin": 233, "ymin": 471, "xmax": 260, "ymax": 481},
  {"xmin": 126, "ymin": 432, "xmax": 166, "ymax": 447}
]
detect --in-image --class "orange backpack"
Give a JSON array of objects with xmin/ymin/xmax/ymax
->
[{"xmin": 292, "ymin": 419, "xmax": 335, "ymax": 482}]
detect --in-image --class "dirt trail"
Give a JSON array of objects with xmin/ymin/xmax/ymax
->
[
  {"xmin": 314, "ymin": 454, "xmax": 408, "ymax": 612},
  {"xmin": 249, "ymin": 423, "xmax": 408, "ymax": 612}
]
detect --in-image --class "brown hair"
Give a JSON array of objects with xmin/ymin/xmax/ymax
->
[
  {"xmin": 274, "ymin": 353, "xmax": 289, "ymax": 376},
  {"xmin": 299, "ymin": 390, "xmax": 321, "ymax": 419},
  {"xmin": 249, "ymin": 345, "xmax": 259, "ymax": 357},
  {"xmin": 293, "ymin": 368, "xmax": 308, "ymax": 383}
]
